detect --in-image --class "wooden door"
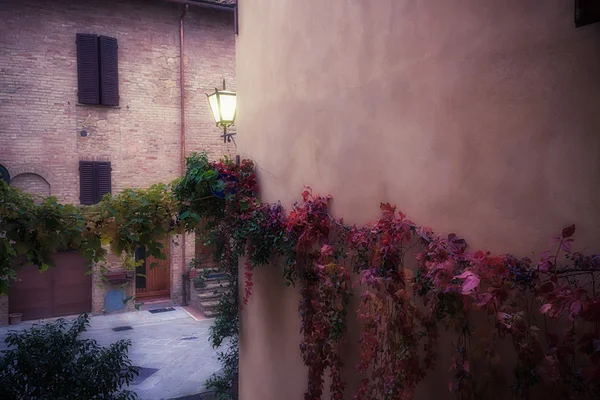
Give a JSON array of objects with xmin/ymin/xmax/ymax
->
[
  {"xmin": 135, "ymin": 239, "xmax": 170, "ymax": 300},
  {"xmin": 9, "ymin": 252, "xmax": 92, "ymax": 321}
]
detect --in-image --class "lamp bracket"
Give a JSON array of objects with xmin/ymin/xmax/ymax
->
[{"xmin": 222, "ymin": 132, "xmax": 237, "ymax": 143}]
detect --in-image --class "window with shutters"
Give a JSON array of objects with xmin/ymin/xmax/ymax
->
[
  {"xmin": 79, "ymin": 161, "xmax": 112, "ymax": 205},
  {"xmin": 576, "ymin": 0, "xmax": 600, "ymax": 27},
  {"xmin": 76, "ymin": 34, "xmax": 119, "ymax": 106}
]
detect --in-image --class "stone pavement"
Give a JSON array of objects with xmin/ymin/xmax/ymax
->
[{"xmin": 0, "ymin": 307, "xmax": 221, "ymax": 400}]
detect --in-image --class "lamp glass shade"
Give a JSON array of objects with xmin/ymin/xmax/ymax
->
[
  {"xmin": 207, "ymin": 92, "xmax": 220, "ymax": 123},
  {"xmin": 207, "ymin": 89, "xmax": 237, "ymax": 127}
]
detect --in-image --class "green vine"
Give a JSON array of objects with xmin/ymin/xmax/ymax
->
[
  {"xmin": 3, "ymin": 153, "xmax": 599, "ymax": 400},
  {"xmin": 0, "ymin": 181, "xmax": 104, "ymax": 294}
]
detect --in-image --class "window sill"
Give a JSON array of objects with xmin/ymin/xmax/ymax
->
[{"xmin": 76, "ymin": 103, "xmax": 122, "ymax": 109}]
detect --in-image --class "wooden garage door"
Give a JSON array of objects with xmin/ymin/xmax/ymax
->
[{"xmin": 9, "ymin": 252, "xmax": 92, "ymax": 321}]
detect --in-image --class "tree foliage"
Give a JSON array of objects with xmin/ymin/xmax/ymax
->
[{"xmin": 0, "ymin": 314, "xmax": 139, "ymax": 400}]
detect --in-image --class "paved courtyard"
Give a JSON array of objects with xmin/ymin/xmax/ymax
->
[{"xmin": 0, "ymin": 307, "xmax": 221, "ymax": 400}]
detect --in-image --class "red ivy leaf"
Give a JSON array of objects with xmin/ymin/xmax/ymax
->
[
  {"xmin": 561, "ymin": 238, "xmax": 573, "ymax": 253},
  {"xmin": 562, "ymin": 224, "xmax": 576, "ymax": 239},
  {"xmin": 473, "ymin": 250, "xmax": 486, "ymax": 259},
  {"xmin": 320, "ymin": 244, "xmax": 334, "ymax": 257},
  {"xmin": 379, "ymin": 202, "xmax": 396, "ymax": 214},
  {"xmin": 569, "ymin": 300, "xmax": 582, "ymax": 320},
  {"xmin": 475, "ymin": 292, "xmax": 493, "ymax": 307},
  {"xmin": 540, "ymin": 303, "xmax": 553, "ymax": 314}
]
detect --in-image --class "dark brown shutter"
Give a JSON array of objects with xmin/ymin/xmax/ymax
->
[
  {"xmin": 99, "ymin": 36, "xmax": 119, "ymax": 106},
  {"xmin": 76, "ymin": 34, "xmax": 100, "ymax": 105},
  {"xmin": 79, "ymin": 161, "xmax": 96, "ymax": 205},
  {"xmin": 79, "ymin": 161, "xmax": 111, "ymax": 205},
  {"xmin": 96, "ymin": 162, "xmax": 112, "ymax": 201}
]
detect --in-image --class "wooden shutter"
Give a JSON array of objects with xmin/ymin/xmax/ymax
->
[
  {"xmin": 96, "ymin": 162, "xmax": 112, "ymax": 201},
  {"xmin": 99, "ymin": 36, "xmax": 119, "ymax": 106},
  {"xmin": 76, "ymin": 34, "xmax": 100, "ymax": 105},
  {"xmin": 79, "ymin": 161, "xmax": 111, "ymax": 205},
  {"xmin": 79, "ymin": 161, "xmax": 96, "ymax": 205}
]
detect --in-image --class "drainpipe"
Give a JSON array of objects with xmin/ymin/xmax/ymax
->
[{"xmin": 180, "ymin": 4, "xmax": 189, "ymax": 306}]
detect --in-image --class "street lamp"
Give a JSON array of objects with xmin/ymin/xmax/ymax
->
[{"xmin": 207, "ymin": 80, "xmax": 237, "ymax": 143}]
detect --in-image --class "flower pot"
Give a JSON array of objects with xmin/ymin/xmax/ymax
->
[
  {"xmin": 103, "ymin": 271, "xmax": 132, "ymax": 284},
  {"xmin": 8, "ymin": 313, "xmax": 22, "ymax": 325}
]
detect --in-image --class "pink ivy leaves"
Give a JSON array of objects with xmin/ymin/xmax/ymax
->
[
  {"xmin": 221, "ymin": 166, "xmax": 599, "ymax": 400},
  {"xmin": 455, "ymin": 270, "xmax": 481, "ymax": 295},
  {"xmin": 540, "ymin": 303, "xmax": 552, "ymax": 314}
]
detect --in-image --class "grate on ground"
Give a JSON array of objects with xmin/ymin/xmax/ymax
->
[
  {"xmin": 180, "ymin": 336, "xmax": 199, "ymax": 341},
  {"xmin": 148, "ymin": 307, "xmax": 176, "ymax": 314},
  {"xmin": 112, "ymin": 325, "xmax": 133, "ymax": 332}
]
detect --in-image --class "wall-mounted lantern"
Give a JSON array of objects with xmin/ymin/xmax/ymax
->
[{"xmin": 207, "ymin": 80, "xmax": 237, "ymax": 143}]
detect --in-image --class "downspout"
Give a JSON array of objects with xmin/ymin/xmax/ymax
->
[{"xmin": 180, "ymin": 4, "xmax": 189, "ymax": 306}]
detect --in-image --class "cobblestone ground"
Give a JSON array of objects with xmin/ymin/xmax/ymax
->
[{"xmin": 0, "ymin": 307, "xmax": 221, "ymax": 400}]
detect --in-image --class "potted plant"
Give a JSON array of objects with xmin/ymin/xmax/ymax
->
[
  {"xmin": 103, "ymin": 270, "xmax": 133, "ymax": 284},
  {"xmin": 8, "ymin": 313, "xmax": 22, "ymax": 325}
]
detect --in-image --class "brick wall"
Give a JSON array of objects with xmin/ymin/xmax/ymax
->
[
  {"xmin": 188, "ymin": 278, "xmax": 203, "ymax": 311},
  {"xmin": 0, "ymin": 0, "xmax": 235, "ymax": 317},
  {"xmin": 0, "ymin": 295, "xmax": 8, "ymax": 326},
  {"xmin": 10, "ymin": 173, "xmax": 51, "ymax": 197},
  {"xmin": 91, "ymin": 251, "xmax": 137, "ymax": 315},
  {"xmin": 170, "ymin": 233, "xmax": 196, "ymax": 306}
]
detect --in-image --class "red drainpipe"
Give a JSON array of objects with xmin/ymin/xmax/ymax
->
[{"xmin": 180, "ymin": 4, "xmax": 189, "ymax": 306}]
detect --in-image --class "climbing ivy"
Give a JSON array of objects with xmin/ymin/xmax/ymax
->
[
  {"xmin": 88, "ymin": 183, "xmax": 178, "ymax": 270},
  {"xmin": 0, "ymin": 181, "xmax": 104, "ymax": 294},
  {"xmin": 3, "ymin": 152, "xmax": 600, "ymax": 400},
  {"xmin": 0, "ymin": 182, "xmax": 181, "ymax": 290}
]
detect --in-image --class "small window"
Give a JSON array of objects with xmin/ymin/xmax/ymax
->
[
  {"xmin": 576, "ymin": 0, "xmax": 600, "ymax": 27},
  {"xmin": 79, "ymin": 161, "xmax": 111, "ymax": 205},
  {"xmin": 76, "ymin": 34, "xmax": 119, "ymax": 106}
]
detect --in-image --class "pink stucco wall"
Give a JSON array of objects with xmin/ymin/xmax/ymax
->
[{"xmin": 236, "ymin": 1, "xmax": 600, "ymax": 399}]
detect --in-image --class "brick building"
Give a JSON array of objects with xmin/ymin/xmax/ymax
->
[{"xmin": 0, "ymin": 0, "xmax": 236, "ymax": 325}]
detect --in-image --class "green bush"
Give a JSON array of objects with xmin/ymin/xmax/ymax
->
[{"xmin": 0, "ymin": 314, "xmax": 139, "ymax": 400}]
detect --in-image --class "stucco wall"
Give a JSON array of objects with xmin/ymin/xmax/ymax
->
[{"xmin": 236, "ymin": 1, "xmax": 600, "ymax": 399}]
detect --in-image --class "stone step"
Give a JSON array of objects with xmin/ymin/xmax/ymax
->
[
  {"xmin": 198, "ymin": 299, "xmax": 220, "ymax": 318},
  {"xmin": 202, "ymin": 309, "xmax": 218, "ymax": 318},
  {"xmin": 199, "ymin": 299, "xmax": 220, "ymax": 310},
  {"xmin": 195, "ymin": 279, "xmax": 230, "ymax": 289},
  {"xmin": 195, "ymin": 285, "xmax": 229, "ymax": 296},
  {"xmin": 197, "ymin": 291, "xmax": 222, "ymax": 301},
  {"xmin": 192, "ymin": 271, "xmax": 229, "ymax": 318}
]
